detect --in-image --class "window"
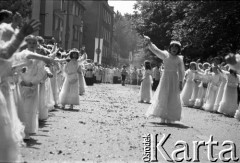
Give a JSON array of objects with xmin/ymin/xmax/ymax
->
[
  {"xmin": 72, "ymin": 2, "xmax": 75, "ymax": 15},
  {"xmin": 75, "ymin": 5, "xmax": 79, "ymax": 16},
  {"xmin": 59, "ymin": 20, "xmax": 63, "ymax": 41},
  {"xmin": 54, "ymin": 17, "xmax": 58, "ymax": 30},
  {"xmin": 108, "ymin": 14, "xmax": 111, "ymax": 24},
  {"xmin": 73, "ymin": 26, "xmax": 78, "ymax": 40},
  {"xmin": 78, "ymin": 8, "xmax": 81, "ymax": 16},
  {"xmin": 107, "ymin": 13, "xmax": 109, "ymax": 24},
  {"xmin": 61, "ymin": 0, "xmax": 63, "ymax": 10},
  {"xmin": 101, "ymin": 27, "xmax": 104, "ymax": 38},
  {"xmin": 104, "ymin": 10, "xmax": 107, "ymax": 22}
]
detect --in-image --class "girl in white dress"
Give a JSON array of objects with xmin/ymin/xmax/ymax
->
[
  {"xmin": 213, "ymin": 69, "xmax": 228, "ymax": 112},
  {"xmin": 0, "ymin": 17, "xmax": 41, "ymax": 161},
  {"xmin": 188, "ymin": 70, "xmax": 201, "ymax": 107},
  {"xmin": 78, "ymin": 63, "xmax": 87, "ymax": 95},
  {"xmin": 144, "ymin": 36, "xmax": 185, "ymax": 123},
  {"xmin": 180, "ymin": 62, "xmax": 197, "ymax": 106},
  {"xmin": 218, "ymin": 69, "xmax": 239, "ymax": 116},
  {"xmin": 59, "ymin": 50, "xmax": 80, "ymax": 110},
  {"xmin": 202, "ymin": 66, "xmax": 222, "ymax": 112},
  {"xmin": 17, "ymin": 35, "xmax": 55, "ymax": 139},
  {"xmin": 78, "ymin": 52, "xmax": 87, "ymax": 95},
  {"xmin": 139, "ymin": 60, "xmax": 153, "ymax": 103},
  {"xmin": 194, "ymin": 62, "xmax": 210, "ymax": 108}
]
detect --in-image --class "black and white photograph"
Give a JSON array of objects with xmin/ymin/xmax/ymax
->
[{"xmin": 0, "ymin": 0, "xmax": 240, "ymax": 162}]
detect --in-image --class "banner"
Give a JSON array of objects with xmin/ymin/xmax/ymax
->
[
  {"xmin": 94, "ymin": 38, "xmax": 103, "ymax": 64},
  {"xmin": 94, "ymin": 38, "xmax": 98, "ymax": 63},
  {"xmin": 99, "ymin": 38, "xmax": 103, "ymax": 64}
]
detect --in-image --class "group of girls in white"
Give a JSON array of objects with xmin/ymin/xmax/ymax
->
[
  {"xmin": 0, "ymin": 9, "xmax": 88, "ymax": 162},
  {"xmin": 140, "ymin": 35, "xmax": 240, "ymax": 124},
  {"xmin": 180, "ymin": 57, "xmax": 240, "ymax": 120}
]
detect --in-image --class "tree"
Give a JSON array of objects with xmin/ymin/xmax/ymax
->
[
  {"xmin": 132, "ymin": 0, "xmax": 240, "ymax": 62},
  {"xmin": 113, "ymin": 11, "xmax": 142, "ymax": 59},
  {"xmin": 0, "ymin": 0, "xmax": 32, "ymax": 18}
]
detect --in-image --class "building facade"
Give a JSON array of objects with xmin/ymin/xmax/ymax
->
[
  {"xmin": 83, "ymin": 0, "xmax": 114, "ymax": 65},
  {"xmin": 31, "ymin": 0, "xmax": 85, "ymax": 50}
]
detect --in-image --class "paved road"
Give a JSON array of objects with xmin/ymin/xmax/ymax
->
[{"xmin": 21, "ymin": 84, "xmax": 240, "ymax": 162}]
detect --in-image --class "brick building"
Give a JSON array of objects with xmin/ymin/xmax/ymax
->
[
  {"xmin": 83, "ymin": 0, "xmax": 114, "ymax": 65},
  {"xmin": 31, "ymin": 0, "xmax": 85, "ymax": 49}
]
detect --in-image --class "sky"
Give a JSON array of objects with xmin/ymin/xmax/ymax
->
[{"xmin": 108, "ymin": 0, "xmax": 137, "ymax": 15}]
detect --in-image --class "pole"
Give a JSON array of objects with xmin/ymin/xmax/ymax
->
[{"xmin": 97, "ymin": 2, "xmax": 101, "ymax": 64}]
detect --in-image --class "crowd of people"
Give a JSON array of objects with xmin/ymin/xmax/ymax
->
[
  {"xmin": 139, "ymin": 36, "xmax": 240, "ymax": 124},
  {"xmin": 0, "ymin": 9, "xmax": 157, "ymax": 162},
  {"xmin": 0, "ymin": 9, "xmax": 132, "ymax": 162}
]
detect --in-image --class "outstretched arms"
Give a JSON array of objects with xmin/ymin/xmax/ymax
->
[{"xmin": 143, "ymin": 36, "xmax": 168, "ymax": 60}]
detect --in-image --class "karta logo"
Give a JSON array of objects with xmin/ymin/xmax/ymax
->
[{"xmin": 142, "ymin": 134, "xmax": 239, "ymax": 162}]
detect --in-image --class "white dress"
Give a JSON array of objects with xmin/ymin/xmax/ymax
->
[
  {"xmin": 194, "ymin": 70, "xmax": 210, "ymax": 108},
  {"xmin": 139, "ymin": 69, "xmax": 153, "ymax": 102},
  {"xmin": 218, "ymin": 73, "xmax": 239, "ymax": 116},
  {"xmin": 188, "ymin": 72, "xmax": 201, "ymax": 107},
  {"xmin": 59, "ymin": 60, "xmax": 80, "ymax": 105},
  {"xmin": 50, "ymin": 64, "xmax": 60, "ymax": 105},
  {"xmin": 0, "ymin": 59, "xmax": 22, "ymax": 162},
  {"xmin": 145, "ymin": 43, "xmax": 185, "ymax": 121},
  {"xmin": 18, "ymin": 49, "xmax": 47, "ymax": 134},
  {"xmin": 78, "ymin": 63, "xmax": 87, "ymax": 95},
  {"xmin": 202, "ymin": 73, "xmax": 221, "ymax": 112},
  {"xmin": 213, "ymin": 72, "xmax": 227, "ymax": 111},
  {"xmin": 180, "ymin": 69, "xmax": 195, "ymax": 106}
]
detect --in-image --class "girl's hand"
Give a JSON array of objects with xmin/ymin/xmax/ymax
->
[
  {"xmin": 45, "ymin": 57, "xmax": 55, "ymax": 66},
  {"xmin": 20, "ymin": 19, "xmax": 41, "ymax": 36},
  {"xmin": 143, "ymin": 35, "xmax": 151, "ymax": 46}
]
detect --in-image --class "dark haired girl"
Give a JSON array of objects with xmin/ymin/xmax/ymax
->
[
  {"xmin": 59, "ymin": 50, "xmax": 80, "ymax": 110},
  {"xmin": 143, "ymin": 36, "xmax": 185, "ymax": 123}
]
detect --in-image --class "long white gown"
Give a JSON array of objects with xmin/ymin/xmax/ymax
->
[
  {"xmin": 139, "ymin": 69, "xmax": 153, "ymax": 102},
  {"xmin": 78, "ymin": 63, "xmax": 87, "ymax": 95},
  {"xmin": 194, "ymin": 69, "xmax": 210, "ymax": 108},
  {"xmin": 202, "ymin": 72, "xmax": 221, "ymax": 112},
  {"xmin": 0, "ymin": 59, "xmax": 23, "ymax": 162},
  {"xmin": 188, "ymin": 72, "xmax": 201, "ymax": 107},
  {"xmin": 145, "ymin": 43, "xmax": 185, "ymax": 121},
  {"xmin": 180, "ymin": 69, "xmax": 195, "ymax": 106},
  {"xmin": 18, "ymin": 49, "xmax": 47, "ymax": 134},
  {"xmin": 59, "ymin": 60, "xmax": 80, "ymax": 105},
  {"xmin": 218, "ymin": 73, "xmax": 239, "ymax": 116}
]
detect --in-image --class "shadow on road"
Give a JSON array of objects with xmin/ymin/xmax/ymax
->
[
  {"xmin": 24, "ymin": 138, "xmax": 41, "ymax": 149},
  {"xmin": 62, "ymin": 108, "xmax": 80, "ymax": 112},
  {"xmin": 39, "ymin": 120, "xmax": 51, "ymax": 129},
  {"xmin": 148, "ymin": 122, "xmax": 190, "ymax": 129}
]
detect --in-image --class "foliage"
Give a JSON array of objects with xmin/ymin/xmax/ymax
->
[
  {"xmin": 132, "ymin": 0, "xmax": 240, "ymax": 62},
  {"xmin": 0, "ymin": 0, "xmax": 32, "ymax": 18},
  {"xmin": 113, "ymin": 11, "xmax": 142, "ymax": 60}
]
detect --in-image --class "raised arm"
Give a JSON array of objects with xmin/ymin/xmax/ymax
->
[
  {"xmin": 148, "ymin": 43, "xmax": 168, "ymax": 60},
  {"xmin": 143, "ymin": 35, "xmax": 168, "ymax": 60},
  {"xmin": 0, "ymin": 19, "xmax": 41, "ymax": 59},
  {"xmin": 26, "ymin": 52, "xmax": 55, "ymax": 66}
]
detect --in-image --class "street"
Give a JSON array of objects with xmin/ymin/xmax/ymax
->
[{"xmin": 21, "ymin": 84, "xmax": 240, "ymax": 163}]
